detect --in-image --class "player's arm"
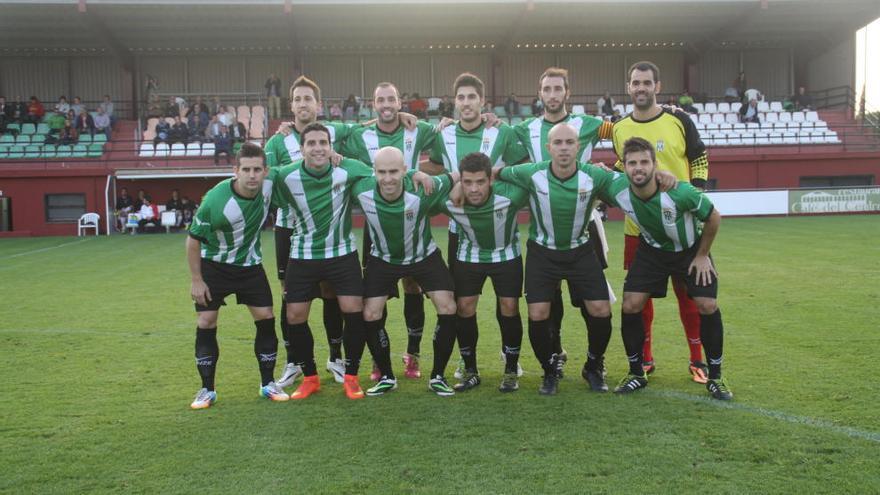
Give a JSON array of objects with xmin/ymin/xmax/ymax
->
[
  {"xmin": 674, "ymin": 109, "xmax": 709, "ymax": 189},
  {"xmin": 496, "ymin": 162, "xmax": 537, "ymax": 189},
  {"xmin": 422, "ymin": 134, "xmax": 447, "ymax": 175},
  {"xmin": 500, "ymin": 125, "xmax": 530, "ymax": 166},
  {"xmin": 689, "ymin": 208, "xmax": 720, "ymax": 286},
  {"xmin": 186, "ymin": 236, "xmax": 211, "ymax": 306}
]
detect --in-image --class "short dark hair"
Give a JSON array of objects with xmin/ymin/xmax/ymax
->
[
  {"xmin": 459, "ymin": 152, "xmax": 492, "ymax": 177},
  {"xmin": 628, "ymin": 61, "xmax": 660, "ymax": 83},
  {"xmin": 622, "ymin": 137, "xmax": 656, "ymax": 163},
  {"xmin": 290, "ymin": 75, "xmax": 321, "ymax": 102},
  {"xmin": 299, "ymin": 122, "xmax": 331, "ymax": 146},
  {"xmin": 539, "ymin": 67, "xmax": 570, "ymax": 90},
  {"xmin": 453, "ymin": 72, "xmax": 484, "ymax": 98},
  {"xmin": 235, "ymin": 142, "xmax": 266, "ymax": 167}
]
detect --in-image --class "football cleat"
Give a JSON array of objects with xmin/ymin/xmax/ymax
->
[
  {"xmin": 689, "ymin": 361, "xmax": 709, "ymax": 384},
  {"xmin": 365, "ymin": 376, "xmax": 398, "ymax": 396},
  {"xmin": 190, "ymin": 388, "xmax": 217, "ymax": 410},
  {"xmin": 499, "ymin": 351, "xmax": 524, "ymax": 377},
  {"xmin": 453, "ymin": 372, "xmax": 481, "ymax": 392},
  {"xmin": 581, "ymin": 361, "xmax": 609, "ymax": 392},
  {"xmin": 554, "ymin": 350, "xmax": 568, "ymax": 378},
  {"xmin": 498, "ymin": 372, "xmax": 519, "ymax": 393},
  {"xmin": 614, "ymin": 374, "xmax": 648, "ymax": 394},
  {"xmin": 277, "ymin": 363, "xmax": 303, "ymax": 388},
  {"xmin": 428, "ymin": 375, "xmax": 455, "ymax": 397},
  {"xmin": 706, "ymin": 378, "xmax": 733, "ymax": 400},
  {"xmin": 290, "ymin": 375, "xmax": 321, "ymax": 400},
  {"xmin": 403, "ymin": 353, "xmax": 421, "ymax": 379},
  {"xmin": 260, "ymin": 381, "xmax": 290, "ymax": 402},
  {"xmin": 326, "ymin": 358, "xmax": 345, "ymax": 384},
  {"xmin": 538, "ymin": 374, "xmax": 559, "ymax": 395},
  {"xmin": 453, "ymin": 358, "xmax": 466, "ymax": 380},
  {"xmin": 343, "ymin": 374, "xmax": 365, "ymax": 400}
]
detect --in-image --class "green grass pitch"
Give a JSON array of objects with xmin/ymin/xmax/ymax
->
[{"xmin": 1, "ymin": 215, "xmax": 878, "ymax": 494}]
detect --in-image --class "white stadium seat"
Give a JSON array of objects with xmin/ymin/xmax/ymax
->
[
  {"xmin": 692, "ymin": 102, "xmax": 704, "ymax": 113},
  {"xmin": 764, "ymin": 112, "xmax": 779, "ymax": 123},
  {"xmin": 778, "ymin": 112, "xmax": 792, "ymax": 123},
  {"xmin": 792, "ymin": 112, "xmax": 806, "ymax": 123},
  {"xmin": 719, "ymin": 123, "xmax": 733, "ymax": 133},
  {"xmin": 755, "ymin": 133, "xmax": 771, "ymax": 146},
  {"xmin": 806, "ymin": 111, "xmax": 820, "ymax": 122},
  {"xmin": 768, "ymin": 132, "xmax": 784, "ymax": 145},
  {"xmin": 757, "ymin": 101, "xmax": 770, "ymax": 112},
  {"xmin": 746, "ymin": 122, "xmax": 760, "ymax": 131},
  {"xmin": 705, "ymin": 123, "xmax": 720, "ymax": 133},
  {"xmin": 731, "ymin": 102, "xmax": 742, "ymax": 113},
  {"xmin": 699, "ymin": 113, "xmax": 712, "ymax": 124},
  {"xmin": 732, "ymin": 123, "xmax": 746, "ymax": 133},
  {"xmin": 201, "ymin": 142, "xmax": 215, "ymax": 157},
  {"xmin": 727, "ymin": 132, "xmax": 742, "ymax": 146},
  {"xmin": 138, "ymin": 143, "xmax": 154, "ymax": 157},
  {"xmin": 711, "ymin": 113, "xmax": 725, "ymax": 124},
  {"xmin": 186, "ymin": 143, "xmax": 201, "ymax": 156},
  {"xmin": 809, "ymin": 131, "xmax": 825, "ymax": 144},
  {"xmin": 800, "ymin": 121, "xmax": 815, "ymax": 130},
  {"xmin": 783, "ymin": 132, "xmax": 798, "ymax": 145},
  {"xmin": 769, "ymin": 101, "xmax": 784, "ymax": 112},
  {"xmin": 154, "ymin": 143, "xmax": 170, "ymax": 157},
  {"xmin": 704, "ymin": 102, "xmax": 718, "ymax": 113},
  {"xmin": 725, "ymin": 113, "xmax": 739, "ymax": 124},
  {"xmin": 717, "ymin": 102, "xmax": 730, "ymax": 113},
  {"xmin": 170, "ymin": 143, "xmax": 186, "ymax": 157},
  {"xmin": 572, "ymin": 104, "xmax": 585, "ymax": 114},
  {"xmin": 824, "ymin": 131, "xmax": 840, "ymax": 143}
]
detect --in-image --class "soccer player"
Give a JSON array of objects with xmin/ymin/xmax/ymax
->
[
  {"xmin": 513, "ymin": 67, "xmax": 614, "ymax": 377},
  {"xmin": 612, "ymin": 61, "xmax": 711, "ymax": 382},
  {"xmin": 425, "ymin": 72, "xmax": 528, "ymax": 378},
  {"xmin": 495, "ymin": 123, "xmax": 617, "ymax": 395},
  {"xmin": 186, "ymin": 143, "xmax": 287, "ymax": 409},
  {"xmin": 341, "ymin": 82, "xmax": 438, "ymax": 380},
  {"xmin": 608, "ymin": 137, "xmax": 731, "ymax": 400},
  {"xmin": 442, "ymin": 152, "xmax": 530, "ymax": 392},
  {"xmin": 352, "ymin": 147, "xmax": 460, "ymax": 397}
]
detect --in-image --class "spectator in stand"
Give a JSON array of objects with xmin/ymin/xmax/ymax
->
[
  {"xmin": 210, "ymin": 96, "xmax": 223, "ymax": 116},
  {"xmin": 678, "ymin": 90, "xmax": 697, "ymax": 114},
  {"xmin": 409, "ymin": 93, "xmax": 427, "ymax": 119},
  {"xmin": 610, "ymin": 108, "xmax": 623, "ymax": 123},
  {"xmin": 342, "ymin": 94, "xmax": 359, "ymax": 121},
  {"xmin": 25, "ymin": 96, "xmax": 45, "ymax": 124},
  {"xmin": 179, "ymin": 195, "xmax": 195, "ymax": 227},
  {"xmin": 116, "ymin": 187, "xmax": 134, "ymax": 232},
  {"xmin": 266, "ymin": 73, "xmax": 282, "ymax": 119},
  {"xmin": 531, "ymin": 96, "xmax": 543, "ymax": 116},
  {"xmin": 165, "ymin": 96, "xmax": 179, "ymax": 118},
  {"xmin": 188, "ymin": 114, "xmax": 207, "ymax": 143},
  {"xmin": 0, "ymin": 96, "xmax": 13, "ymax": 133},
  {"xmin": 58, "ymin": 119, "xmax": 78, "ymax": 145},
  {"xmin": 792, "ymin": 86, "xmax": 813, "ymax": 111},
  {"xmin": 134, "ymin": 188, "xmax": 146, "ymax": 210},
  {"xmin": 54, "ymin": 96, "xmax": 70, "ymax": 115},
  {"xmin": 329, "ymin": 101, "xmax": 343, "ymax": 121},
  {"xmin": 230, "ymin": 120, "xmax": 248, "ymax": 144},
  {"xmin": 13, "ymin": 96, "xmax": 27, "ymax": 122},
  {"xmin": 400, "ymin": 93, "xmax": 411, "ymax": 113},
  {"xmin": 94, "ymin": 107, "xmax": 111, "ymax": 139},
  {"xmin": 146, "ymin": 94, "xmax": 163, "ymax": 119},
  {"xmin": 75, "ymin": 109, "xmax": 96, "ymax": 138},
  {"xmin": 99, "ymin": 95, "xmax": 115, "ymax": 125},
  {"xmin": 154, "ymin": 118, "xmax": 171, "ymax": 145},
  {"xmin": 136, "ymin": 195, "xmax": 159, "ymax": 233},
  {"xmin": 170, "ymin": 115, "xmax": 189, "ymax": 145},
  {"xmin": 187, "ymin": 98, "xmax": 209, "ymax": 124},
  {"xmin": 438, "ymin": 95, "xmax": 454, "ymax": 118},
  {"xmin": 665, "ymin": 95, "xmax": 678, "ymax": 107},
  {"xmin": 739, "ymin": 98, "xmax": 760, "ymax": 123},
  {"xmin": 504, "ymin": 93, "xmax": 520, "ymax": 117},
  {"xmin": 70, "ymin": 97, "xmax": 85, "ymax": 117},
  {"xmin": 597, "ymin": 91, "xmax": 615, "ymax": 117},
  {"xmin": 213, "ymin": 125, "xmax": 232, "ymax": 165},
  {"xmin": 216, "ymin": 105, "xmax": 233, "ymax": 126},
  {"xmin": 145, "ymin": 75, "xmax": 159, "ymax": 100},
  {"xmin": 166, "ymin": 189, "xmax": 184, "ymax": 227},
  {"xmin": 743, "ymin": 87, "xmax": 763, "ymax": 104}
]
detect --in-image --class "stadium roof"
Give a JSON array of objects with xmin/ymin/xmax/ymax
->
[{"xmin": 1, "ymin": 1, "xmax": 878, "ymax": 54}]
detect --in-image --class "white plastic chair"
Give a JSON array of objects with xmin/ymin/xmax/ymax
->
[
  {"xmin": 170, "ymin": 143, "xmax": 186, "ymax": 157},
  {"xmin": 792, "ymin": 112, "xmax": 806, "ymax": 123},
  {"xmin": 764, "ymin": 112, "xmax": 779, "ymax": 123},
  {"xmin": 201, "ymin": 142, "xmax": 215, "ymax": 157},
  {"xmin": 778, "ymin": 112, "xmax": 792, "ymax": 123},
  {"xmin": 692, "ymin": 103, "xmax": 704, "ymax": 113},
  {"xmin": 698, "ymin": 114, "xmax": 712, "ymax": 124},
  {"xmin": 161, "ymin": 211, "xmax": 178, "ymax": 232},
  {"xmin": 805, "ymin": 111, "xmax": 819, "ymax": 122},
  {"xmin": 719, "ymin": 123, "xmax": 733, "ymax": 133},
  {"xmin": 704, "ymin": 102, "xmax": 718, "ymax": 113},
  {"xmin": 757, "ymin": 101, "xmax": 770, "ymax": 112},
  {"xmin": 154, "ymin": 143, "xmax": 170, "ymax": 157},
  {"xmin": 138, "ymin": 143, "xmax": 154, "ymax": 157},
  {"xmin": 711, "ymin": 113, "xmax": 725, "ymax": 124},
  {"xmin": 769, "ymin": 101, "xmax": 784, "ymax": 112},
  {"xmin": 78, "ymin": 212, "xmax": 100, "ymax": 236},
  {"xmin": 717, "ymin": 102, "xmax": 730, "ymax": 113},
  {"xmin": 725, "ymin": 113, "xmax": 739, "ymax": 124},
  {"xmin": 572, "ymin": 104, "xmax": 585, "ymax": 114},
  {"xmin": 783, "ymin": 132, "xmax": 798, "ymax": 145},
  {"xmin": 186, "ymin": 143, "xmax": 201, "ymax": 156},
  {"xmin": 769, "ymin": 132, "xmax": 784, "ymax": 145},
  {"xmin": 727, "ymin": 132, "xmax": 742, "ymax": 146},
  {"xmin": 731, "ymin": 102, "xmax": 742, "ymax": 113}
]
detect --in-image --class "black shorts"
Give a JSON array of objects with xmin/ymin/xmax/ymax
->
[
  {"xmin": 195, "ymin": 259, "xmax": 273, "ymax": 312},
  {"xmin": 447, "ymin": 231, "xmax": 459, "ymax": 276},
  {"xmin": 284, "ymin": 252, "xmax": 363, "ymax": 303},
  {"xmin": 454, "ymin": 257, "xmax": 523, "ymax": 298},
  {"xmin": 274, "ymin": 226, "xmax": 293, "ymax": 281},
  {"xmin": 363, "ymin": 249, "xmax": 454, "ymax": 299},
  {"xmin": 624, "ymin": 240, "xmax": 718, "ymax": 299},
  {"xmin": 524, "ymin": 240, "xmax": 609, "ymax": 304}
]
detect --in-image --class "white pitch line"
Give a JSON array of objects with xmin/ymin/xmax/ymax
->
[
  {"xmin": 647, "ymin": 389, "xmax": 880, "ymax": 443},
  {"xmin": 0, "ymin": 238, "xmax": 93, "ymax": 259}
]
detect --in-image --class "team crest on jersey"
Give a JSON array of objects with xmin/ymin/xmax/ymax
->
[
  {"xmin": 333, "ymin": 183, "xmax": 342, "ymax": 195},
  {"xmin": 481, "ymin": 137, "xmax": 492, "ymax": 154},
  {"xmin": 404, "ymin": 137, "xmax": 414, "ymax": 152},
  {"xmin": 655, "ymin": 140, "xmax": 665, "ymax": 152},
  {"xmin": 578, "ymin": 189, "xmax": 588, "ymax": 202},
  {"xmin": 662, "ymin": 207, "xmax": 676, "ymax": 224},
  {"xmin": 405, "ymin": 209, "xmax": 414, "ymax": 221},
  {"xmin": 496, "ymin": 209, "xmax": 504, "ymax": 219}
]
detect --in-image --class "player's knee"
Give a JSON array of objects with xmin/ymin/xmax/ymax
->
[
  {"xmin": 498, "ymin": 298, "xmax": 520, "ymax": 317},
  {"xmin": 694, "ymin": 297, "xmax": 717, "ymax": 315},
  {"xmin": 435, "ymin": 298, "xmax": 457, "ymax": 315},
  {"xmin": 528, "ymin": 305, "xmax": 550, "ymax": 321},
  {"xmin": 585, "ymin": 300, "xmax": 611, "ymax": 318},
  {"xmin": 250, "ymin": 306, "xmax": 274, "ymax": 321},
  {"xmin": 363, "ymin": 306, "xmax": 383, "ymax": 322},
  {"xmin": 621, "ymin": 295, "xmax": 646, "ymax": 314},
  {"xmin": 286, "ymin": 307, "xmax": 308, "ymax": 325},
  {"xmin": 197, "ymin": 312, "xmax": 218, "ymax": 328},
  {"xmin": 337, "ymin": 298, "xmax": 363, "ymax": 314}
]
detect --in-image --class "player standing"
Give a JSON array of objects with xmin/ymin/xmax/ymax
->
[{"xmin": 186, "ymin": 143, "xmax": 287, "ymax": 409}]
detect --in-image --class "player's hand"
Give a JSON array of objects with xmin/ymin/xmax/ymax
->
[
  {"xmin": 688, "ymin": 255, "xmax": 717, "ymax": 287},
  {"xmin": 191, "ymin": 279, "xmax": 212, "ymax": 307},
  {"xmin": 398, "ymin": 112, "xmax": 418, "ymax": 130},
  {"xmin": 449, "ymin": 182, "xmax": 464, "ymax": 207},
  {"xmin": 277, "ymin": 121, "xmax": 294, "ymax": 136},
  {"xmin": 481, "ymin": 112, "xmax": 501, "ymax": 128},
  {"xmin": 437, "ymin": 117, "xmax": 455, "ymax": 131},
  {"xmin": 660, "ymin": 104, "xmax": 683, "ymax": 114},
  {"xmin": 593, "ymin": 161, "xmax": 612, "ymax": 172},
  {"xmin": 491, "ymin": 166, "xmax": 503, "ymax": 180},
  {"xmin": 655, "ymin": 170, "xmax": 677, "ymax": 191},
  {"xmin": 330, "ymin": 150, "xmax": 343, "ymax": 166},
  {"xmin": 412, "ymin": 171, "xmax": 435, "ymax": 194}
]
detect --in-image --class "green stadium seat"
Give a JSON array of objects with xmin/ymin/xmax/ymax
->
[
  {"xmin": 78, "ymin": 134, "xmax": 92, "ymax": 144},
  {"xmin": 92, "ymin": 134, "xmax": 107, "ymax": 144},
  {"xmin": 0, "ymin": 145, "xmax": 9, "ymax": 158},
  {"xmin": 87, "ymin": 143, "xmax": 103, "ymax": 157},
  {"xmin": 20, "ymin": 123, "xmax": 36, "ymax": 135},
  {"xmin": 6, "ymin": 123, "xmax": 21, "ymax": 134},
  {"xmin": 30, "ymin": 134, "xmax": 45, "ymax": 145},
  {"xmin": 25, "ymin": 144, "xmax": 41, "ymax": 158},
  {"xmin": 15, "ymin": 134, "xmax": 30, "ymax": 145},
  {"xmin": 0, "ymin": 134, "xmax": 14, "ymax": 145},
  {"xmin": 41, "ymin": 144, "xmax": 56, "ymax": 158},
  {"xmin": 519, "ymin": 106, "xmax": 532, "ymax": 117},
  {"xmin": 8, "ymin": 145, "xmax": 25, "ymax": 159},
  {"xmin": 55, "ymin": 145, "xmax": 72, "ymax": 158},
  {"xmin": 72, "ymin": 144, "xmax": 88, "ymax": 157},
  {"xmin": 493, "ymin": 106, "xmax": 507, "ymax": 118},
  {"xmin": 36, "ymin": 123, "xmax": 50, "ymax": 135},
  {"xmin": 510, "ymin": 117, "xmax": 523, "ymax": 125}
]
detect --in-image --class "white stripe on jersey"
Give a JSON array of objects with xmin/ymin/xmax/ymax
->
[
  {"xmin": 403, "ymin": 127, "xmax": 418, "ymax": 170},
  {"xmin": 492, "ymin": 194, "xmax": 513, "ymax": 262},
  {"xmin": 480, "ymin": 127, "xmax": 501, "ymax": 166},
  {"xmin": 659, "ymin": 193, "xmax": 683, "ymax": 251},
  {"xmin": 531, "ymin": 170, "xmax": 556, "ymax": 248},
  {"xmin": 527, "ymin": 118, "xmax": 543, "ymax": 162},
  {"xmin": 283, "ymin": 134, "xmax": 303, "ymax": 162},
  {"xmin": 221, "ymin": 197, "xmax": 245, "ymax": 263},
  {"xmin": 614, "ymin": 189, "xmax": 660, "ymax": 248},
  {"xmin": 358, "ymin": 191, "xmax": 390, "ymax": 262},
  {"xmin": 568, "ymin": 171, "xmax": 594, "ymax": 248},
  {"xmin": 285, "ymin": 169, "xmax": 317, "ymax": 259},
  {"xmin": 362, "ymin": 129, "xmax": 379, "ymax": 164},
  {"xmin": 441, "ymin": 125, "xmax": 458, "ymax": 172},
  {"xmin": 326, "ymin": 168, "xmax": 350, "ymax": 259},
  {"xmin": 402, "ymin": 192, "xmax": 420, "ymax": 264}
]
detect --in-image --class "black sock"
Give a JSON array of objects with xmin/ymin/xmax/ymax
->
[
  {"xmin": 289, "ymin": 321, "xmax": 317, "ymax": 376},
  {"xmin": 528, "ymin": 318, "xmax": 554, "ymax": 374},
  {"xmin": 621, "ymin": 312, "xmax": 645, "ymax": 376},
  {"xmin": 280, "ymin": 297, "xmax": 294, "ymax": 363},
  {"xmin": 550, "ymin": 288, "xmax": 564, "ymax": 354},
  {"xmin": 430, "ymin": 314, "xmax": 458, "ymax": 377},
  {"xmin": 342, "ymin": 311, "xmax": 366, "ymax": 376},
  {"xmin": 585, "ymin": 313, "xmax": 612, "ymax": 369},
  {"xmin": 253, "ymin": 318, "xmax": 277, "ymax": 386},
  {"xmin": 457, "ymin": 315, "xmax": 479, "ymax": 373},
  {"xmin": 195, "ymin": 327, "xmax": 218, "ymax": 391},
  {"xmin": 322, "ymin": 298, "xmax": 343, "ymax": 362},
  {"xmin": 404, "ymin": 293, "xmax": 425, "ymax": 355},
  {"xmin": 364, "ymin": 319, "xmax": 394, "ymax": 378},
  {"xmin": 499, "ymin": 314, "xmax": 523, "ymax": 374},
  {"xmin": 700, "ymin": 309, "xmax": 724, "ymax": 379}
]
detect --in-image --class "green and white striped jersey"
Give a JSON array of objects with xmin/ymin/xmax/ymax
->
[
  {"xmin": 351, "ymin": 173, "xmax": 451, "ymax": 265},
  {"xmin": 189, "ymin": 169, "xmax": 278, "ymax": 266},
  {"xmin": 498, "ymin": 160, "xmax": 618, "ymax": 251},
  {"xmin": 605, "ymin": 177, "xmax": 714, "ymax": 252},
  {"xmin": 264, "ymin": 121, "xmax": 355, "ymax": 228},
  {"xmin": 341, "ymin": 121, "xmax": 436, "ymax": 169},
  {"xmin": 440, "ymin": 182, "xmax": 529, "ymax": 263},
  {"xmin": 272, "ymin": 158, "xmax": 374, "ymax": 260},
  {"xmin": 513, "ymin": 113, "xmax": 607, "ymax": 163},
  {"xmin": 429, "ymin": 121, "xmax": 527, "ymax": 234}
]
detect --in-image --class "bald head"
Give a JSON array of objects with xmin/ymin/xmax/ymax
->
[
  {"xmin": 374, "ymin": 146, "xmax": 407, "ymax": 200},
  {"xmin": 374, "ymin": 146, "xmax": 405, "ymax": 171},
  {"xmin": 546, "ymin": 123, "xmax": 580, "ymax": 169}
]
